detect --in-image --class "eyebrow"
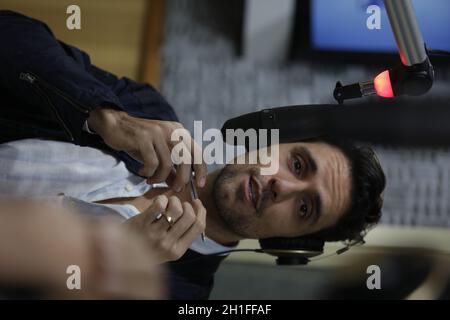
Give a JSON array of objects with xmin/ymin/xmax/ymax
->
[{"xmin": 291, "ymin": 146, "xmax": 322, "ymax": 224}]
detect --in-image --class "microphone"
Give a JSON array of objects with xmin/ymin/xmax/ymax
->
[
  {"xmin": 333, "ymin": 59, "xmax": 434, "ymax": 104},
  {"xmin": 221, "ymin": 104, "xmax": 335, "ymax": 146},
  {"xmin": 221, "ymin": 98, "xmax": 450, "ymax": 148}
]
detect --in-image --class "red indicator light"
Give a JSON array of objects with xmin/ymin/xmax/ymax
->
[{"xmin": 374, "ymin": 70, "xmax": 394, "ymax": 98}]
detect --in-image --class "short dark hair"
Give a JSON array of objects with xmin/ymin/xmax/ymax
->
[{"xmin": 311, "ymin": 138, "xmax": 386, "ymax": 243}]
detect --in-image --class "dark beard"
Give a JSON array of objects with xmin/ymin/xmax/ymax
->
[{"xmin": 212, "ymin": 165, "xmax": 256, "ymax": 238}]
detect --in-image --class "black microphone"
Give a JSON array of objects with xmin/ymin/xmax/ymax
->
[
  {"xmin": 221, "ymin": 98, "xmax": 450, "ymax": 148},
  {"xmin": 221, "ymin": 104, "xmax": 336, "ymax": 147}
]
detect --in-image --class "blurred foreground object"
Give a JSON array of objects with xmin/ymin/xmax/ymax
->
[
  {"xmin": 0, "ymin": 199, "xmax": 165, "ymax": 299},
  {"xmin": 321, "ymin": 247, "xmax": 450, "ymax": 299}
]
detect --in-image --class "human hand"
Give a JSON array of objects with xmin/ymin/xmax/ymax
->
[
  {"xmin": 87, "ymin": 107, "xmax": 206, "ymax": 191},
  {"xmin": 125, "ymin": 195, "xmax": 206, "ymax": 263}
]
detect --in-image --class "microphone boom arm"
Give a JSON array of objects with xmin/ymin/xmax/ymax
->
[
  {"xmin": 384, "ymin": 0, "xmax": 427, "ymax": 66},
  {"xmin": 333, "ymin": 0, "xmax": 434, "ymax": 104}
]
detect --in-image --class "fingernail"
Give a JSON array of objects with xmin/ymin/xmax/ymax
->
[
  {"xmin": 175, "ymin": 186, "xmax": 182, "ymax": 193},
  {"xmin": 198, "ymin": 177, "xmax": 206, "ymax": 188}
]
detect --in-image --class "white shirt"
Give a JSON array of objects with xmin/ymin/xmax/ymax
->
[{"xmin": 0, "ymin": 139, "xmax": 235, "ymax": 254}]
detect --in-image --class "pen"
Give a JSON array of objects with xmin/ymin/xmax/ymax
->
[{"xmin": 189, "ymin": 167, "xmax": 205, "ymax": 242}]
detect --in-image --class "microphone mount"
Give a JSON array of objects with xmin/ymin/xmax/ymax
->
[{"xmin": 333, "ymin": 0, "xmax": 435, "ymax": 104}]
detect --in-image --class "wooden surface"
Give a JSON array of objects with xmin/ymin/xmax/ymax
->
[
  {"xmin": 0, "ymin": 0, "xmax": 163, "ymax": 85},
  {"xmin": 139, "ymin": 0, "xmax": 165, "ymax": 88}
]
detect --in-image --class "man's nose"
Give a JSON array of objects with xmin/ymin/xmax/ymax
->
[{"xmin": 267, "ymin": 177, "xmax": 309, "ymax": 203}]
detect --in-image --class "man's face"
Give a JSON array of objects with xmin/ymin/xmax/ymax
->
[{"xmin": 213, "ymin": 142, "xmax": 352, "ymax": 239}]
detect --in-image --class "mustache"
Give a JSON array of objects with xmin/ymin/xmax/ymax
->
[
  {"xmin": 257, "ymin": 189, "xmax": 272, "ymax": 217},
  {"xmin": 249, "ymin": 167, "xmax": 271, "ymax": 217}
]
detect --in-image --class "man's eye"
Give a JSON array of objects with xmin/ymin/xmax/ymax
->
[
  {"xmin": 298, "ymin": 199, "xmax": 309, "ymax": 218},
  {"xmin": 293, "ymin": 157, "xmax": 304, "ymax": 176}
]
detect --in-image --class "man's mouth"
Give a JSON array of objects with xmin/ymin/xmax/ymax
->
[{"xmin": 246, "ymin": 175, "xmax": 261, "ymax": 212}]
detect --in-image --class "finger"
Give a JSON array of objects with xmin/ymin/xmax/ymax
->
[
  {"xmin": 172, "ymin": 163, "xmax": 191, "ymax": 193},
  {"xmin": 151, "ymin": 197, "xmax": 186, "ymax": 251},
  {"xmin": 165, "ymin": 196, "xmax": 184, "ymax": 222},
  {"xmin": 137, "ymin": 143, "xmax": 159, "ymax": 178},
  {"xmin": 145, "ymin": 204, "xmax": 173, "ymax": 237},
  {"xmin": 178, "ymin": 199, "xmax": 206, "ymax": 245},
  {"xmin": 190, "ymin": 138, "xmax": 207, "ymax": 188},
  {"xmin": 162, "ymin": 167, "xmax": 177, "ymax": 188},
  {"xmin": 193, "ymin": 163, "xmax": 207, "ymax": 188},
  {"xmin": 149, "ymin": 213, "xmax": 173, "ymax": 233},
  {"xmin": 167, "ymin": 201, "xmax": 197, "ymax": 241},
  {"xmin": 170, "ymin": 134, "xmax": 194, "ymax": 192},
  {"xmin": 142, "ymin": 195, "xmax": 169, "ymax": 226},
  {"xmin": 146, "ymin": 140, "xmax": 173, "ymax": 184},
  {"xmin": 169, "ymin": 128, "xmax": 195, "ymax": 192}
]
